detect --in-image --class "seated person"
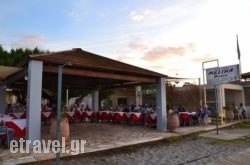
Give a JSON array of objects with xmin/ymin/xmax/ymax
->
[
  {"xmin": 200, "ymin": 106, "xmax": 207, "ymax": 119},
  {"xmin": 191, "ymin": 105, "xmax": 203, "ymax": 125},
  {"xmin": 0, "ymin": 126, "xmax": 15, "ymax": 147},
  {"xmin": 122, "ymin": 106, "xmax": 130, "ymax": 112},
  {"xmin": 5, "ymin": 103, "xmax": 13, "ymax": 114},
  {"xmin": 239, "ymin": 103, "xmax": 246, "ymax": 118},
  {"xmin": 84, "ymin": 105, "xmax": 92, "ymax": 111}
]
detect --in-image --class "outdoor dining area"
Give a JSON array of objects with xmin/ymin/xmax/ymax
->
[
  {"xmin": 0, "ymin": 111, "xmax": 55, "ymax": 139},
  {"xmin": 0, "ymin": 106, "xmax": 214, "ymax": 142},
  {"xmin": 0, "ymin": 110, "xmax": 157, "ymax": 141},
  {"xmin": 65, "ymin": 110, "xmax": 157, "ymax": 126}
]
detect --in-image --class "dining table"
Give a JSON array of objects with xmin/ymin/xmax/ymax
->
[
  {"xmin": 0, "ymin": 116, "xmax": 13, "ymax": 121},
  {"xmin": 81, "ymin": 111, "xmax": 94, "ymax": 122},
  {"xmin": 66, "ymin": 111, "xmax": 75, "ymax": 118},
  {"xmin": 110, "ymin": 111, "xmax": 125, "ymax": 123},
  {"xmin": 41, "ymin": 111, "xmax": 55, "ymax": 120},
  {"xmin": 4, "ymin": 119, "xmax": 26, "ymax": 137},
  {"xmin": 98, "ymin": 111, "xmax": 111, "ymax": 122},
  {"xmin": 65, "ymin": 111, "xmax": 82, "ymax": 122},
  {"xmin": 82, "ymin": 111, "xmax": 93, "ymax": 118},
  {"xmin": 147, "ymin": 113, "xmax": 157, "ymax": 125},
  {"xmin": 127, "ymin": 112, "xmax": 142, "ymax": 123},
  {"xmin": 179, "ymin": 112, "xmax": 197, "ymax": 126}
]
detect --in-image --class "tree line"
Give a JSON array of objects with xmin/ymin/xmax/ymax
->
[{"xmin": 0, "ymin": 45, "xmax": 48, "ymax": 66}]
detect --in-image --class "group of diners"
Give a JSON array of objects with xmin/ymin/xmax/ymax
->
[
  {"xmin": 169, "ymin": 104, "xmax": 212, "ymax": 127},
  {"xmin": 61, "ymin": 103, "xmax": 158, "ymax": 126},
  {"xmin": 5, "ymin": 102, "xmax": 27, "ymax": 114}
]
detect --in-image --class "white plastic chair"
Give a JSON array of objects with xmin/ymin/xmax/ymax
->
[
  {"xmin": 237, "ymin": 109, "xmax": 243, "ymax": 120},
  {"xmin": 245, "ymin": 108, "xmax": 250, "ymax": 119}
]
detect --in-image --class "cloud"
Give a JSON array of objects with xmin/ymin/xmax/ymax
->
[
  {"xmin": 11, "ymin": 35, "xmax": 46, "ymax": 49},
  {"xmin": 116, "ymin": 54, "xmax": 134, "ymax": 62},
  {"xmin": 143, "ymin": 43, "xmax": 196, "ymax": 61},
  {"xmin": 128, "ymin": 42, "xmax": 148, "ymax": 51},
  {"xmin": 67, "ymin": 11, "xmax": 76, "ymax": 17},
  {"xmin": 130, "ymin": 9, "xmax": 153, "ymax": 21},
  {"xmin": 191, "ymin": 54, "xmax": 217, "ymax": 63}
]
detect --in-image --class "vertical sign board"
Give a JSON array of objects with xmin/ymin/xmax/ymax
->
[{"xmin": 206, "ymin": 64, "xmax": 240, "ymax": 85}]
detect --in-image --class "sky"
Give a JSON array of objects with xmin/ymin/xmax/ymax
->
[{"xmin": 0, "ymin": 0, "xmax": 250, "ymax": 85}]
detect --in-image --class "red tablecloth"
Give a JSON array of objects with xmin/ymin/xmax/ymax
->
[
  {"xmin": 5, "ymin": 119, "xmax": 26, "ymax": 137},
  {"xmin": 179, "ymin": 112, "xmax": 190, "ymax": 126},
  {"xmin": 98, "ymin": 111, "xmax": 111, "ymax": 121},
  {"xmin": 147, "ymin": 114, "xmax": 157, "ymax": 125},
  {"xmin": 82, "ymin": 111, "xmax": 93, "ymax": 118},
  {"xmin": 41, "ymin": 112, "xmax": 55, "ymax": 120},
  {"xmin": 111, "ymin": 112, "xmax": 125, "ymax": 123},
  {"xmin": 66, "ymin": 111, "xmax": 75, "ymax": 118},
  {"xmin": 130, "ymin": 112, "xmax": 142, "ymax": 122},
  {"xmin": 65, "ymin": 111, "xmax": 81, "ymax": 122}
]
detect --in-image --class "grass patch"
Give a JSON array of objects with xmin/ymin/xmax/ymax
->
[
  {"xmin": 232, "ymin": 120, "xmax": 250, "ymax": 128},
  {"xmin": 208, "ymin": 136, "xmax": 250, "ymax": 145},
  {"xmin": 222, "ymin": 120, "xmax": 250, "ymax": 130}
]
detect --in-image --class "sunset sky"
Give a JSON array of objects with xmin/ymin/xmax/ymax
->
[{"xmin": 1, "ymin": 0, "xmax": 249, "ymax": 84}]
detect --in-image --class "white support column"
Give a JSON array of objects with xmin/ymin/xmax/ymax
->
[
  {"xmin": 0, "ymin": 85, "xmax": 7, "ymax": 114},
  {"xmin": 156, "ymin": 77, "xmax": 167, "ymax": 132},
  {"xmin": 135, "ymin": 86, "xmax": 142, "ymax": 106},
  {"xmin": 26, "ymin": 60, "xmax": 43, "ymax": 147},
  {"xmin": 217, "ymin": 84, "xmax": 225, "ymax": 114},
  {"xmin": 92, "ymin": 90, "xmax": 99, "ymax": 111}
]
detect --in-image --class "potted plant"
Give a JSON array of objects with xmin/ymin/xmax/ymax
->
[
  {"xmin": 167, "ymin": 109, "xmax": 179, "ymax": 132},
  {"xmin": 224, "ymin": 105, "xmax": 234, "ymax": 122}
]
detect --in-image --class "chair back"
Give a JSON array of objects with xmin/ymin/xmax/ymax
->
[{"xmin": 0, "ymin": 126, "xmax": 8, "ymax": 135}]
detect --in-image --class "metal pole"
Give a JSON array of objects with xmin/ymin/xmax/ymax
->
[
  {"xmin": 66, "ymin": 88, "xmax": 69, "ymax": 108},
  {"xmin": 56, "ymin": 62, "xmax": 71, "ymax": 165},
  {"xmin": 56, "ymin": 66, "xmax": 62, "ymax": 165},
  {"xmin": 199, "ymin": 78, "xmax": 202, "ymax": 106},
  {"xmin": 202, "ymin": 62, "xmax": 206, "ymax": 106},
  {"xmin": 215, "ymin": 85, "xmax": 219, "ymax": 135}
]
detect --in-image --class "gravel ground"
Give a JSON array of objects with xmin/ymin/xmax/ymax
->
[{"xmin": 25, "ymin": 135, "xmax": 250, "ymax": 165}]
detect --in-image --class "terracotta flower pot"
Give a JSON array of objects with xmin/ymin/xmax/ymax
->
[
  {"xmin": 226, "ymin": 110, "xmax": 234, "ymax": 122},
  {"xmin": 167, "ymin": 114, "xmax": 179, "ymax": 132},
  {"xmin": 50, "ymin": 117, "xmax": 70, "ymax": 146}
]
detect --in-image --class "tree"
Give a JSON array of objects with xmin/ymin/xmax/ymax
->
[
  {"xmin": 0, "ymin": 45, "xmax": 47, "ymax": 66},
  {"xmin": 99, "ymin": 89, "xmax": 115, "ymax": 110},
  {"xmin": 166, "ymin": 82, "xmax": 177, "ymax": 109}
]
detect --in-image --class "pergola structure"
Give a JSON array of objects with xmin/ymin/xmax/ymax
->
[
  {"xmin": 242, "ymin": 72, "xmax": 250, "ymax": 81},
  {"xmin": 0, "ymin": 48, "xmax": 170, "ymax": 146},
  {"xmin": 29, "ymin": 48, "xmax": 168, "ymax": 90}
]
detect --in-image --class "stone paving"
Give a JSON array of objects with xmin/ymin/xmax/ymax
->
[{"xmin": 0, "ymin": 120, "xmax": 249, "ymax": 165}]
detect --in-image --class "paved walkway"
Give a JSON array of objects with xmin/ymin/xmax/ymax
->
[
  {"xmin": 0, "ymin": 120, "xmax": 249, "ymax": 165},
  {"xmin": 210, "ymin": 148, "xmax": 250, "ymax": 165}
]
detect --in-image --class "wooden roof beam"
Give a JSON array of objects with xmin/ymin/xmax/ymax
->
[{"xmin": 43, "ymin": 66, "xmax": 157, "ymax": 83}]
